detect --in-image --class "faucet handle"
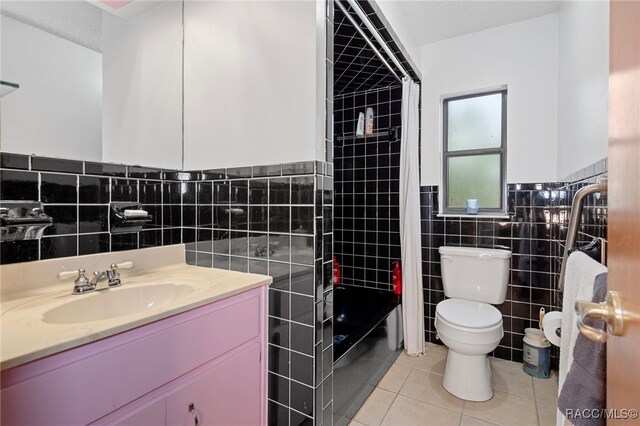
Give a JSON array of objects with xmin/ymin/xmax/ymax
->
[
  {"xmin": 57, "ymin": 268, "xmax": 86, "ymax": 280},
  {"xmin": 113, "ymin": 261, "xmax": 134, "ymax": 270},
  {"xmin": 71, "ymin": 269, "xmax": 95, "ymax": 294},
  {"xmin": 107, "ymin": 262, "xmax": 133, "ymax": 288}
]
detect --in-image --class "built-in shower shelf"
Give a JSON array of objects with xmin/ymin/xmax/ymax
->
[
  {"xmin": 0, "ymin": 80, "xmax": 20, "ymax": 97},
  {"xmin": 336, "ymin": 127, "xmax": 398, "ymax": 143}
]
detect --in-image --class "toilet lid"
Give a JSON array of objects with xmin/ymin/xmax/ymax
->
[{"xmin": 436, "ymin": 299, "xmax": 502, "ymax": 328}]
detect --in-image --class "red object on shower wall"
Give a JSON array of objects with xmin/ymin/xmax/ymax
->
[
  {"xmin": 392, "ymin": 261, "xmax": 402, "ymax": 295},
  {"xmin": 333, "ymin": 257, "xmax": 341, "ymax": 286}
]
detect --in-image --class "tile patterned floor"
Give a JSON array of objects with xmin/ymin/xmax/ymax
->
[{"xmin": 350, "ymin": 343, "xmax": 558, "ymax": 426}]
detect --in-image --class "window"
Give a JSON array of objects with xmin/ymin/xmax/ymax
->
[{"xmin": 442, "ymin": 89, "xmax": 507, "ymax": 214}]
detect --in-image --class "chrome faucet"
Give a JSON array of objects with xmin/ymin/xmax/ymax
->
[
  {"xmin": 91, "ymin": 263, "xmax": 124, "ymax": 289},
  {"xmin": 57, "ymin": 261, "xmax": 134, "ymax": 295}
]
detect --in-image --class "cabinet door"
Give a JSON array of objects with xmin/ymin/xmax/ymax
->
[
  {"xmin": 166, "ymin": 343, "xmax": 261, "ymax": 426},
  {"xmin": 113, "ymin": 397, "xmax": 166, "ymax": 426}
]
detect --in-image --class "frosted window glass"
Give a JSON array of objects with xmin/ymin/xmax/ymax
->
[
  {"xmin": 447, "ymin": 93, "xmax": 502, "ymax": 151},
  {"xmin": 447, "ymin": 154, "xmax": 501, "ymax": 209}
]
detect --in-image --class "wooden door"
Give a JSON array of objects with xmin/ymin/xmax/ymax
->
[{"xmin": 607, "ymin": 0, "xmax": 640, "ymax": 422}]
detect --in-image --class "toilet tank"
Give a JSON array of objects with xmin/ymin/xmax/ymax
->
[{"xmin": 439, "ymin": 246, "xmax": 511, "ymax": 304}]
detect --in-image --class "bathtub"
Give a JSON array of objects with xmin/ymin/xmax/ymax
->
[{"xmin": 332, "ymin": 285, "xmax": 403, "ymax": 426}]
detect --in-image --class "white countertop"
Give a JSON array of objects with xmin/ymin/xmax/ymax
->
[{"xmin": 0, "ymin": 246, "xmax": 271, "ymax": 371}]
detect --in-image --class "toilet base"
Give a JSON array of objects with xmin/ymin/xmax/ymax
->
[{"xmin": 442, "ymin": 350, "xmax": 493, "ymax": 401}]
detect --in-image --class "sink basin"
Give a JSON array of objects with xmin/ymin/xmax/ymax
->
[{"xmin": 43, "ymin": 284, "xmax": 195, "ymax": 324}]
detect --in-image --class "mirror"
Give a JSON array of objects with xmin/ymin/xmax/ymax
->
[{"xmin": 0, "ymin": 0, "xmax": 183, "ymax": 170}]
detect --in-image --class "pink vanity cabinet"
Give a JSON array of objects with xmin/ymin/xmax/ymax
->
[{"xmin": 1, "ymin": 285, "xmax": 268, "ymax": 426}]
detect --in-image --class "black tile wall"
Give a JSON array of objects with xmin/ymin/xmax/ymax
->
[
  {"xmin": 333, "ymin": 1, "xmax": 420, "ymax": 96},
  {"xmin": 1, "ymin": 152, "xmax": 334, "ymax": 425},
  {"xmin": 0, "ymin": 153, "xmax": 29, "ymax": 170},
  {"xmin": 420, "ymin": 159, "xmax": 608, "ymax": 367},
  {"xmin": 333, "ymin": 85, "xmax": 402, "ymax": 292},
  {"xmin": 184, "ymin": 163, "xmax": 334, "ymax": 426},
  {"xmin": 0, "ymin": 154, "xmax": 183, "ymax": 264}
]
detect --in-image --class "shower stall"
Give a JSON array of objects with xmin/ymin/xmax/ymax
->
[{"xmin": 330, "ymin": 1, "xmax": 420, "ymax": 424}]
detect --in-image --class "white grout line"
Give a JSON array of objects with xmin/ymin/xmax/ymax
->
[{"xmin": 378, "ymin": 388, "xmax": 399, "ymax": 426}]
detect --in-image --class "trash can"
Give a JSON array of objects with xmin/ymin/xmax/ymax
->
[{"xmin": 523, "ymin": 328, "xmax": 551, "ymax": 379}]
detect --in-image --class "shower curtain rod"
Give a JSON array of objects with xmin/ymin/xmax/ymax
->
[
  {"xmin": 340, "ymin": 0, "xmax": 413, "ymax": 82},
  {"xmin": 334, "ymin": 0, "xmax": 402, "ymax": 83}
]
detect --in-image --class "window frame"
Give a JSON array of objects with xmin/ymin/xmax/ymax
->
[{"xmin": 442, "ymin": 89, "xmax": 507, "ymax": 215}]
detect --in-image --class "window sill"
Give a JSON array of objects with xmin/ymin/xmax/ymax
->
[{"xmin": 437, "ymin": 213, "xmax": 511, "ymax": 220}]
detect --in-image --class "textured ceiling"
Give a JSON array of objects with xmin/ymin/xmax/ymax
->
[
  {"xmin": 90, "ymin": 1, "xmax": 163, "ymax": 21},
  {"xmin": 1, "ymin": 1, "xmax": 103, "ymax": 52},
  {"xmin": 386, "ymin": 0, "xmax": 560, "ymax": 45},
  {"xmin": 0, "ymin": 1, "xmax": 164, "ymax": 53}
]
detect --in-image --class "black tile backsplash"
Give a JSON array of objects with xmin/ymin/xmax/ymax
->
[
  {"xmin": 0, "ymin": 154, "xmax": 184, "ymax": 264},
  {"xmin": 111, "ymin": 232, "xmax": 138, "ymax": 252},
  {"xmin": 43, "ymin": 205, "xmax": 77, "ymax": 235},
  {"xmin": 128, "ymin": 166, "xmax": 163, "ymax": 180},
  {"xmin": 31, "ymin": 156, "xmax": 84, "ymax": 174},
  {"xmin": 1, "ymin": 170, "xmax": 39, "ymax": 201},
  {"xmin": 0, "ymin": 240, "xmax": 39, "ymax": 263},
  {"xmin": 41, "ymin": 235, "xmax": 77, "ymax": 259},
  {"xmin": 40, "ymin": 173, "xmax": 77, "ymax": 204},
  {"xmin": 111, "ymin": 179, "xmax": 138, "ymax": 202},
  {"xmin": 226, "ymin": 166, "xmax": 252, "ymax": 179},
  {"xmin": 84, "ymin": 162, "xmax": 127, "ymax": 177},
  {"xmin": 79, "ymin": 206, "xmax": 109, "ymax": 234},
  {"xmin": 78, "ymin": 233, "xmax": 110, "ymax": 255},
  {"xmin": 420, "ymin": 159, "xmax": 608, "ymax": 367},
  {"xmin": 254, "ymin": 164, "xmax": 283, "ymax": 178},
  {"xmin": 79, "ymin": 176, "xmax": 110, "ymax": 204},
  {"xmin": 0, "ymin": 153, "xmax": 30, "ymax": 170}
]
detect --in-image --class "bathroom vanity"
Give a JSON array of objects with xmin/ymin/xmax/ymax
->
[{"xmin": 0, "ymin": 245, "xmax": 271, "ymax": 425}]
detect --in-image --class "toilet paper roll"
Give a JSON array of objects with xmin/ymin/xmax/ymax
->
[{"xmin": 542, "ymin": 311, "xmax": 562, "ymax": 347}]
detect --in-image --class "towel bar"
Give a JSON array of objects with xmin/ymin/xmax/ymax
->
[{"xmin": 558, "ymin": 178, "xmax": 607, "ymax": 292}]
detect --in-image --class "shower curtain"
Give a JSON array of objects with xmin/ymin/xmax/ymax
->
[{"xmin": 400, "ymin": 77, "xmax": 425, "ymax": 356}]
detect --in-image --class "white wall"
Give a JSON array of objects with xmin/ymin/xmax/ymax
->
[
  {"xmin": 102, "ymin": 2, "xmax": 183, "ymax": 170},
  {"xmin": 183, "ymin": 1, "xmax": 317, "ymax": 170},
  {"xmin": 0, "ymin": 15, "xmax": 102, "ymax": 161},
  {"xmin": 420, "ymin": 14, "xmax": 559, "ymax": 185},
  {"xmin": 557, "ymin": 1, "xmax": 609, "ymax": 179}
]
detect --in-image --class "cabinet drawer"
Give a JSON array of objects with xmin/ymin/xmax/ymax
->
[{"xmin": 1, "ymin": 288, "xmax": 263, "ymax": 426}]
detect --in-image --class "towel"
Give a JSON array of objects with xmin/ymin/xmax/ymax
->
[
  {"xmin": 558, "ymin": 272, "xmax": 607, "ymax": 426},
  {"xmin": 557, "ymin": 252, "xmax": 607, "ymax": 426}
]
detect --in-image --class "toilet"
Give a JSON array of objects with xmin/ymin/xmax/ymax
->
[{"xmin": 434, "ymin": 246, "xmax": 511, "ymax": 401}]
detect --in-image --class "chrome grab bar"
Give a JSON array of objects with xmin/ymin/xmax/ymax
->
[{"xmin": 558, "ymin": 178, "xmax": 608, "ymax": 292}]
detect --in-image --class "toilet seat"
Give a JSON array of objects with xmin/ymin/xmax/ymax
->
[
  {"xmin": 436, "ymin": 298, "xmax": 502, "ymax": 329},
  {"xmin": 435, "ymin": 298, "xmax": 503, "ymax": 348}
]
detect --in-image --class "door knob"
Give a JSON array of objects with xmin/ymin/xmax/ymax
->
[{"xmin": 575, "ymin": 290, "xmax": 632, "ymax": 343}]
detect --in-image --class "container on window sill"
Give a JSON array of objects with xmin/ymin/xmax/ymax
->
[{"xmin": 466, "ymin": 199, "xmax": 479, "ymax": 214}]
